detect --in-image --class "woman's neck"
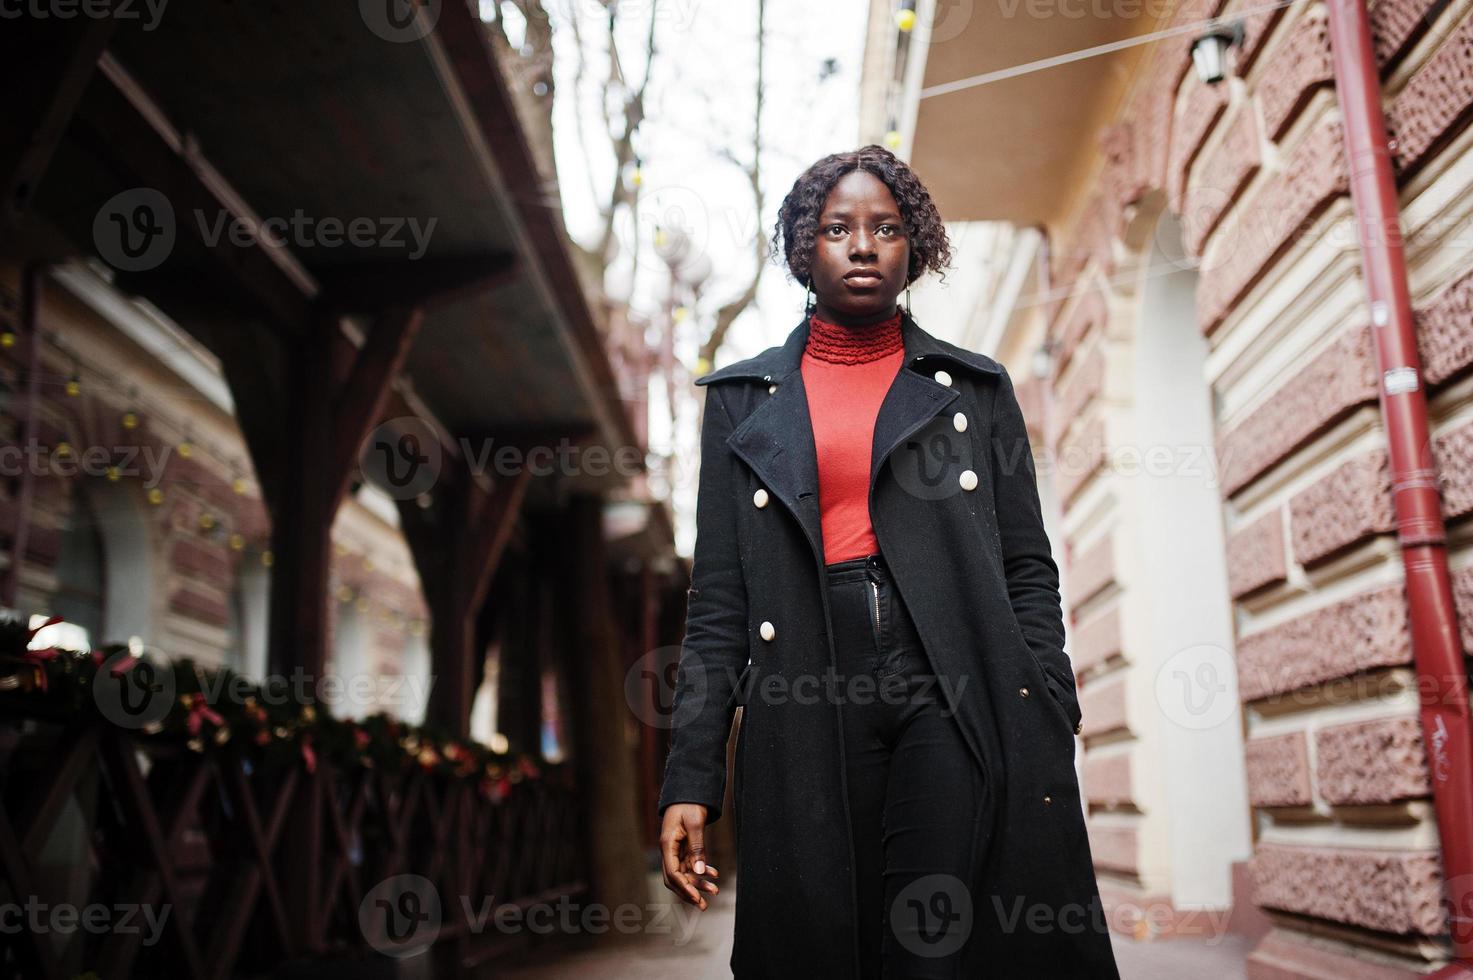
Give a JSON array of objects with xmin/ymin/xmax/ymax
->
[
  {"xmin": 805, "ymin": 307, "xmax": 903, "ymax": 365},
  {"xmin": 810, "ymin": 301, "xmax": 902, "ymax": 328}
]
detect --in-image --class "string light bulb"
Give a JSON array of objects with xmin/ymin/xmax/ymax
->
[{"xmin": 895, "ymin": 2, "xmax": 917, "ymax": 32}]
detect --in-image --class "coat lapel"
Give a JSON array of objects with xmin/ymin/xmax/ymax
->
[
  {"xmin": 721, "ymin": 318, "xmax": 827, "ymax": 562},
  {"xmin": 711, "ymin": 310, "xmax": 1001, "ymax": 569}
]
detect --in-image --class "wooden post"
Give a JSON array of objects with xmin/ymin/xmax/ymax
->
[
  {"xmin": 399, "ymin": 462, "xmax": 532, "ymax": 736},
  {"xmin": 555, "ymin": 494, "xmax": 650, "ymax": 915},
  {"xmin": 257, "ymin": 306, "xmax": 424, "ymax": 681}
]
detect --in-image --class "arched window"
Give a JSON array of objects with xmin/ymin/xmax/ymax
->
[
  {"xmin": 228, "ymin": 553, "xmax": 270, "ymax": 680},
  {"xmin": 89, "ymin": 482, "xmax": 153, "ymax": 648},
  {"xmin": 43, "ymin": 487, "xmax": 104, "ymax": 651},
  {"xmin": 397, "ymin": 627, "xmax": 431, "ymax": 726},
  {"xmin": 330, "ymin": 594, "xmax": 371, "ymax": 720}
]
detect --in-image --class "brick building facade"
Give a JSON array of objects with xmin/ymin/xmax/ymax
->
[
  {"xmin": 865, "ymin": 0, "xmax": 1473, "ymax": 972},
  {"xmin": 1, "ymin": 260, "xmax": 435, "ymax": 724}
]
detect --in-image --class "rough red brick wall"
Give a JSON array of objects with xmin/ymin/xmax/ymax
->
[{"xmin": 1041, "ymin": 0, "xmax": 1473, "ymax": 970}]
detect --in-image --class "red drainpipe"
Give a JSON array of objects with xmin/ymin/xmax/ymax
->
[{"xmin": 1324, "ymin": 0, "xmax": 1473, "ymax": 964}]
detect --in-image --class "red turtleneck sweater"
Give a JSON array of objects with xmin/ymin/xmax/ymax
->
[{"xmin": 801, "ymin": 309, "xmax": 904, "ymax": 564}]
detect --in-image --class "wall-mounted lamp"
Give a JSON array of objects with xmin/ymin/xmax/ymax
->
[{"xmin": 1190, "ymin": 20, "xmax": 1244, "ymax": 85}]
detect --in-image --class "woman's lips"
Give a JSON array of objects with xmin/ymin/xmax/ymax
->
[{"xmin": 843, "ymin": 273, "xmax": 882, "ymax": 287}]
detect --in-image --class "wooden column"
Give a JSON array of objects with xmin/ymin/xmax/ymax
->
[
  {"xmin": 555, "ymin": 494, "xmax": 649, "ymax": 913},
  {"xmin": 494, "ymin": 550, "xmax": 546, "ymax": 756},
  {"xmin": 256, "ymin": 306, "xmax": 424, "ymax": 682},
  {"xmin": 398, "ymin": 461, "xmax": 531, "ymax": 736}
]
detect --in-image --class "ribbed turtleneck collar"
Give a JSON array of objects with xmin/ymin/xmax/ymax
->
[{"xmin": 804, "ymin": 309, "xmax": 904, "ymax": 365}]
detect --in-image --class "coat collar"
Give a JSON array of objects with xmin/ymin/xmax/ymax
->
[
  {"xmin": 695, "ymin": 308, "xmax": 1002, "ymax": 388},
  {"xmin": 700, "ymin": 309, "xmax": 1000, "ymax": 570}
]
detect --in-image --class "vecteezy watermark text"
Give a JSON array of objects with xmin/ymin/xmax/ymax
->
[
  {"xmin": 0, "ymin": 897, "xmax": 170, "ymax": 947},
  {"xmin": 0, "ymin": 0, "xmax": 168, "ymax": 30},
  {"xmin": 94, "ymin": 188, "xmax": 439, "ymax": 273},
  {"xmin": 0, "ymin": 440, "xmax": 172, "ymax": 487}
]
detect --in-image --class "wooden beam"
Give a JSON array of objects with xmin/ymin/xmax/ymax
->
[
  {"xmin": 317, "ymin": 254, "xmax": 520, "ymax": 313},
  {"xmin": 0, "ymin": 16, "xmax": 116, "ymax": 236},
  {"xmin": 464, "ymin": 468, "xmax": 534, "ymax": 616},
  {"xmin": 330, "ymin": 305, "xmax": 424, "ymax": 503},
  {"xmin": 71, "ymin": 67, "xmax": 315, "ymax": 328}
]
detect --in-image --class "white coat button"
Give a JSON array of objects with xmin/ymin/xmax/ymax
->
[
  {"xmin": 759, "ymin": 621, "xmax": 776, "ymax": 641},
  {"xmin": 934, "ymin": 369, "xmax": 953, "ymax": 387},
  {"xmin": 753, "ymin": 488, "xmax": 769, "ymax": 508},
  {"xmin": 768, "ymin": 384, "xmax": 777, "ymax": 394},
  {"xmin": 953, "ymin": 412, "xmax": 968, "ymax": 432},
  {"xmin": 959, "ymin": 469, "xmax": 978, "ymax": 491}
]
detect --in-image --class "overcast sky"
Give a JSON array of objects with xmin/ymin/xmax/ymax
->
[{"xmin": 526, "ymin": 0, "xmax": 872, "ymax": 551}]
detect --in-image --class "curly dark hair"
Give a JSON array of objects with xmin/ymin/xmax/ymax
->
[{"xmin": 772, "ymin": 144, "xmax": 953, "ymax": 289}]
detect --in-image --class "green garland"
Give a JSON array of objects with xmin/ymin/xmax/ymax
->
[{"xmin": 0, "ymin": 614, "xmax": 566, "ymax": 801}]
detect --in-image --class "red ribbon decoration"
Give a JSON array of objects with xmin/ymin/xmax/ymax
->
[
  {"xmin": 185, "ymin": 698, "xmax": 224, "ymax": 736},
  {"xmin": 19, "ymin": 615, "xmax": 66, "ymax": 692}
]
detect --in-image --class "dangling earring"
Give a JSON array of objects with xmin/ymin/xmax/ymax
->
[
  {"xmin": 805, "ymin": 282, "xmax": 814, "ymax": 314},
  {"xmin": 905, "ymin": 284, "xmax": 912, "ymax": 313}
]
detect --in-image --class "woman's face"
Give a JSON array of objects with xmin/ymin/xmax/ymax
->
[{"xmin": 808, "ymin": 169, "xmax": 911, "ymax": 324}]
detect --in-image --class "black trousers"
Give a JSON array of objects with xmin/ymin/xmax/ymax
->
[{"xmin": 825, "ymin": 553, "xmax": 991, "ymax": 980}]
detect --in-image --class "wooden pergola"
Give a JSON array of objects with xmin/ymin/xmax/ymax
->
[{"xmin": 0, "ymin": 4, "xmax": 686, "ymax": 976}]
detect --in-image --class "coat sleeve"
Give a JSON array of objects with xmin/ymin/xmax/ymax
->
[
  {"xmin": 656, "ymin": 383, "xmax": 749, "ymax": 825},
  {"xmin": 989, "ymin": 364, "xmax": 1082, "ymax": 732}
]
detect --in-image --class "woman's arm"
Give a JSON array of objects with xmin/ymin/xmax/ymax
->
[
  {"xmin": 656, "ymin": 383, "xmax": 751, "ymax": 825},
  {"xmin": 990, "ymin": 365, "xmax": 1082, "ymax": 732}
]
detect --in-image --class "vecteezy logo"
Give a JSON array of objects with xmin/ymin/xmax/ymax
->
[
  {"xmin": 891, "ymin": 873, "xmax": 973, "ymax": 958},
  {"xmin": 93, "ymin": 189, "xmax": 176, "ymax": 272},
  {"xmin": 928, "ymin": 0, "xmax": 975, "ymax": 44},
  {"xmin": 359, "ymin": 417, "xmax": 442, "ymax": 500},
  {"xmin": 624, "ymin": 645, "xmax": 710, "ymax": 730},
  {"xmin": 360, "ymin": 0, "xmax": 442, "ymax": 43},
  {"xmin": 93, "ymin": 651, "xmax": 175, "ymax": 729},
  {"xmin": 888, "ymin": 413, "xmax": 975, "ymax": 501},
  {"xmin": 1154, "ymin": 643, "xmax": 1236, "ymax": 731},
  {"xmin": 359, "ymin": 874, "xmax": 441, "ymax": 957}
]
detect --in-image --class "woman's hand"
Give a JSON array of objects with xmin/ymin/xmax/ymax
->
[{"xmin": 660, "ymin": 803, "xmax": 721, "ymax": 910}]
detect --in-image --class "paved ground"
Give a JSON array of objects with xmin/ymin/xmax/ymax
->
[{"xmin": 491, "ymin": 872, "xmax": 1251, "ymax": 979}]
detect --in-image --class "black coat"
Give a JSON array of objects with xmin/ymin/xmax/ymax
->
[{"xmin": 657, "ymin": 310, "xmax": 1119, "ymax": 978}]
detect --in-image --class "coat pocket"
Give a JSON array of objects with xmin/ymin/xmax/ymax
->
[{"xmin": 1038, "ymin": 661, "xmax": 1082, "ymax": 734}]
